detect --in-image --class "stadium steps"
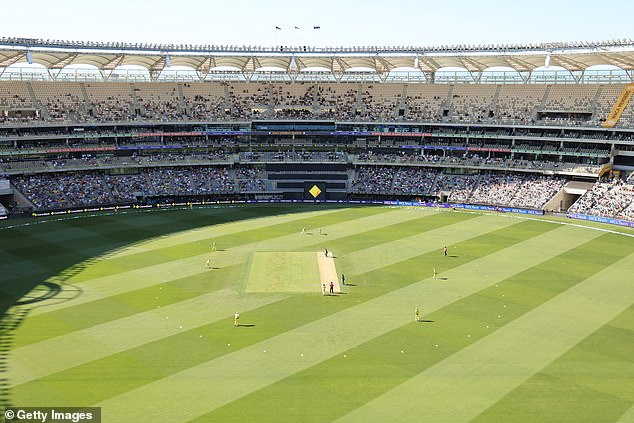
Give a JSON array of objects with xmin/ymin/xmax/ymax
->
[
  {"xmin": 590, "ymin": 85, "xmax": 604, "ymax": 120},
  {"xmin": 348, "ymin": 168, "xmax": 357, "ymax": 187},
  {"xmin": 98, "ymin": 174, "xmax": 117, "ymax": 203},
  {"xmin": 429, "ymin": 172, "xmax": 441, "ymax": 195},
  {"xmin": 467, "ymin": 174, "xmax": 484, "ymax": 201},
  {"xmin": 443, "ymin": 84, "xmax": 454, "ymax": 119},
  {"xmin": 176, "ymin": 83, "xmax": 189, "ymax": 116},
  {"xmin": 537, "ymin": 84, "xmax": 552, "ymax": 112},
  {"xmin": 227, "ymin": 168, "xmax": 237, "ymax": 189},
  {"xmin": 354, "ymin": 83, "xmax": 364, "ymax": 115},
  {"xmin": 186, "ymin": 169, "xmax": 198, "ymax": 195},
  {"xmin": 222, "ymin": 82, "xmax": 231, "ymax": 114},
  {"xmin": 25, "ymin": 82, "xmax": 50, "ymax": 120},
  {"xmin": 143, "ymin": 171, "xmax": 157, "ymax": 196},
  {"xmin": 388, "ymin": 167, "xmax": 398, "ymax": 192},
  {"xmin": 130, "ymin": 83, "xmax": 144, "ymax": 116},
  {"xmin": 8, "ymin": 181, "xmax": 36, "ymax": 211},
  {"xmin": 78, "ymin": 82, "xmax": 97, "ymax": 117},
  {"xmin": 267, "ymin": 83, "xmax": 274, "ymax": 117},
  {"xmin": 393, "ymin": 83, "xmax": 408, "ymax": 118},
  {"xmin": 400, "ymin": 83, "xmax": 410, "ymax": 116},
  {"xmin": 489, "ymin": 84, "xmax": 502, "ymax": 119},
  {"xmin": 311, "ymin": 84, "xmax": 319, "ymax": 114}
]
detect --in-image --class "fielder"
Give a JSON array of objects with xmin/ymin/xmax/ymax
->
[{"xmin": 234, "ymin": 311, "xmax": 240, "ymax": 327}]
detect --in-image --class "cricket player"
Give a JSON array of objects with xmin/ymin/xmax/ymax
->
[
  {"xmin": 433, "ymin": 267, "xmax": 437, "ymax": 279},
  {"xmin": 205, "ymin": 259, "xmax": 211, "ymax": 269},
  {"xmin": 443, "ymin": 246, "xmax": 447, "ymax": 256},
  {"xmin": 415, "ymin": 307, "xmax": 420, "ymax": 322},
  {"xmin": 234, "ymin": 311, "xmax": 240, "ymax": 327},
  {"xmin": 321, "ymin": 283, "xmax": 326, "ymax": 296},
  {"xmin": 212, "ymin": 241, "xmax": 216, "ymax": 252}
]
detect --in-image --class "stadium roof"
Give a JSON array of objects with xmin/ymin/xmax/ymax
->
[{"xmin": 1, "ymin": 37, "xmax": 634, "ymax": 76}]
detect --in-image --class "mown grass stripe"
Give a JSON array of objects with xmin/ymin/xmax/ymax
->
[
  {"xmin": 335, "ymin": 245, "xmax": 634, "ymax": 423},
  {"xmin": 8, "ymin": 289, "xmax": 289, "ymax": 386},
  {"xmin": 9, "ymin": 211, "xmax": 479, "ymax": 377},
  {"xmin": 470, "ymin": 305, "xmax": 634, "ymax": 422},
  {"xmin": 24, "ymin": 207, "xmax": 441, "ymax": 317},
  {"xmin": 74, "ymin": 207, "xmax": 378, "ymax": 278},
  {"xmin": 195, "ymin": 231, "xmax": 628, "ymax": 422},
  {"xmin": 10, "ymin": 213, "xmax": 521, "ymax": 409},
  {"xmin": 617, "ymin": 404, "xmax": 634, "ymax": 423},
  {"xmin": 90, "ymin": 224, "xmax": 593, "ymax": 423},
  {"xmin": 12, "ymin": 208, "xmax": 451, "ymax": 346},
  {"xmin": 110, "ymin": 206, "xmax": 356, "ymax": 259},
  {"xmin": 11, "ymin": 264, "xmax": 241, "ymax": 348}
]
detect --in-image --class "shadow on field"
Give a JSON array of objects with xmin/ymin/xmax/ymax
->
[
  {"xmin": 0, "ymin": 308, "xmax": 28, "ymax": 406},
  {"xmin": 237, "ymin": 324, "xmax": 256, "ymax": 328},
  {"xmin": 0, "ymin": 204, "xmax": 346, "ymax": 409},
  {"xmin": 418, "ymin": 320, "xmax": 435, "ymax": 323}
]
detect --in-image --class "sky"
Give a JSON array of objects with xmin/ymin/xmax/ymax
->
[{"xmin": 3, "ymin": 0, "xmax": 633, "ymax": 48}]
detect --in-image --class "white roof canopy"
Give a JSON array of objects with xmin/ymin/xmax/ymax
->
[{"xmin": 1, "ymin": 37, "xmax": 633, "ymax": 74}]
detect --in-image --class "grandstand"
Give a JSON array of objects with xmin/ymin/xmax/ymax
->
[{"xmin": 1, "ymin": 37, "xmax": 634, "ymax": 225}]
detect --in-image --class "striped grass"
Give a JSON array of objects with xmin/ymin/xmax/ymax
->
[{"xmin": 1, "ymin": 205, "xmax": 633, "ymax": 422}]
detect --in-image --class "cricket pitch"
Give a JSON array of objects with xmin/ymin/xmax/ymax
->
[{"xmin": 245, "ymin": 252, "xmax": 338, "ymax": 293}]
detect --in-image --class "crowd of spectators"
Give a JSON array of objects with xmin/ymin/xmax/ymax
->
[
  {"xmin": 436, "ymin": 174, "xmax": 479, "ymax": 203},
  {"xmin": 8, "ymin": 161, "xmax": 632, "ymax": 220},
  {"xmin": 350, "ymin": 167, "xmax": 396, "ymax": 194},
  {"xmin": 148, "ymin": 168, "xmax": 195, "ymax": 195},
  {"xmin": 235, "ymin": 166, "xmax": 266, "ymax": 192},
  {"xmin": 12, "ymin": 174, "xmax": 70, "ymax": 210},
  {"xmin": 4, "ymin": 81, "xmax": 632, "ymax": 128},
  {"xmin": 351, "ymin": 166, "xmax": 565, "ymax": 209},
  {"xmin": 568, "ymin": 179, "xmax": 634, "ymax": 220},
  {"xmin": 354, "ymin": 152, "xmax": 600, "ymax": 174},
  {"xmin": 12, "ymin": 167, "xmax": 243, "ymax": 210},
  {"xmin": 391, "ymin": 167, "xmax": 438, "ymax": 195},
  {"xmin": 190, "ymin": 167, "xmax": 235, "ymax": 194},
  {"xmin": 469, "ymin": 173, "xmax": 565, "ymax": 209},
  {"xmin": 104, "ymin": 174, "xmax": 150, "ymax": 202}
]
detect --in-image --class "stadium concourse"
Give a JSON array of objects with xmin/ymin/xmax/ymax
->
[{"xmin": 0, "ymin": 38, "xmax": 634, "ymax": 224}]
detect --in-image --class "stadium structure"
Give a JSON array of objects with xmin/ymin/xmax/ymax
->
[{"xmin": 1, "ymin": 37, "xmax": 634, "ymax": 226}]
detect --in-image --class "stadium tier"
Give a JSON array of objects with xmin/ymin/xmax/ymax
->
[
  {"xmin": 1, "ymin": 80, "xmax": 634, "ymax": 126},
  {"xmin": 1, "ymin": 38, "xmax": 634, "ymax": 224}
]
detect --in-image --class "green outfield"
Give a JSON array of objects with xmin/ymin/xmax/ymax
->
[
  {"xmin": 246, "ymin": 252, "xmax": 321, "ymax": 292},
  {"xmin": 0, "ymin": 205, "xmax": 633, "ymax": 422}
]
